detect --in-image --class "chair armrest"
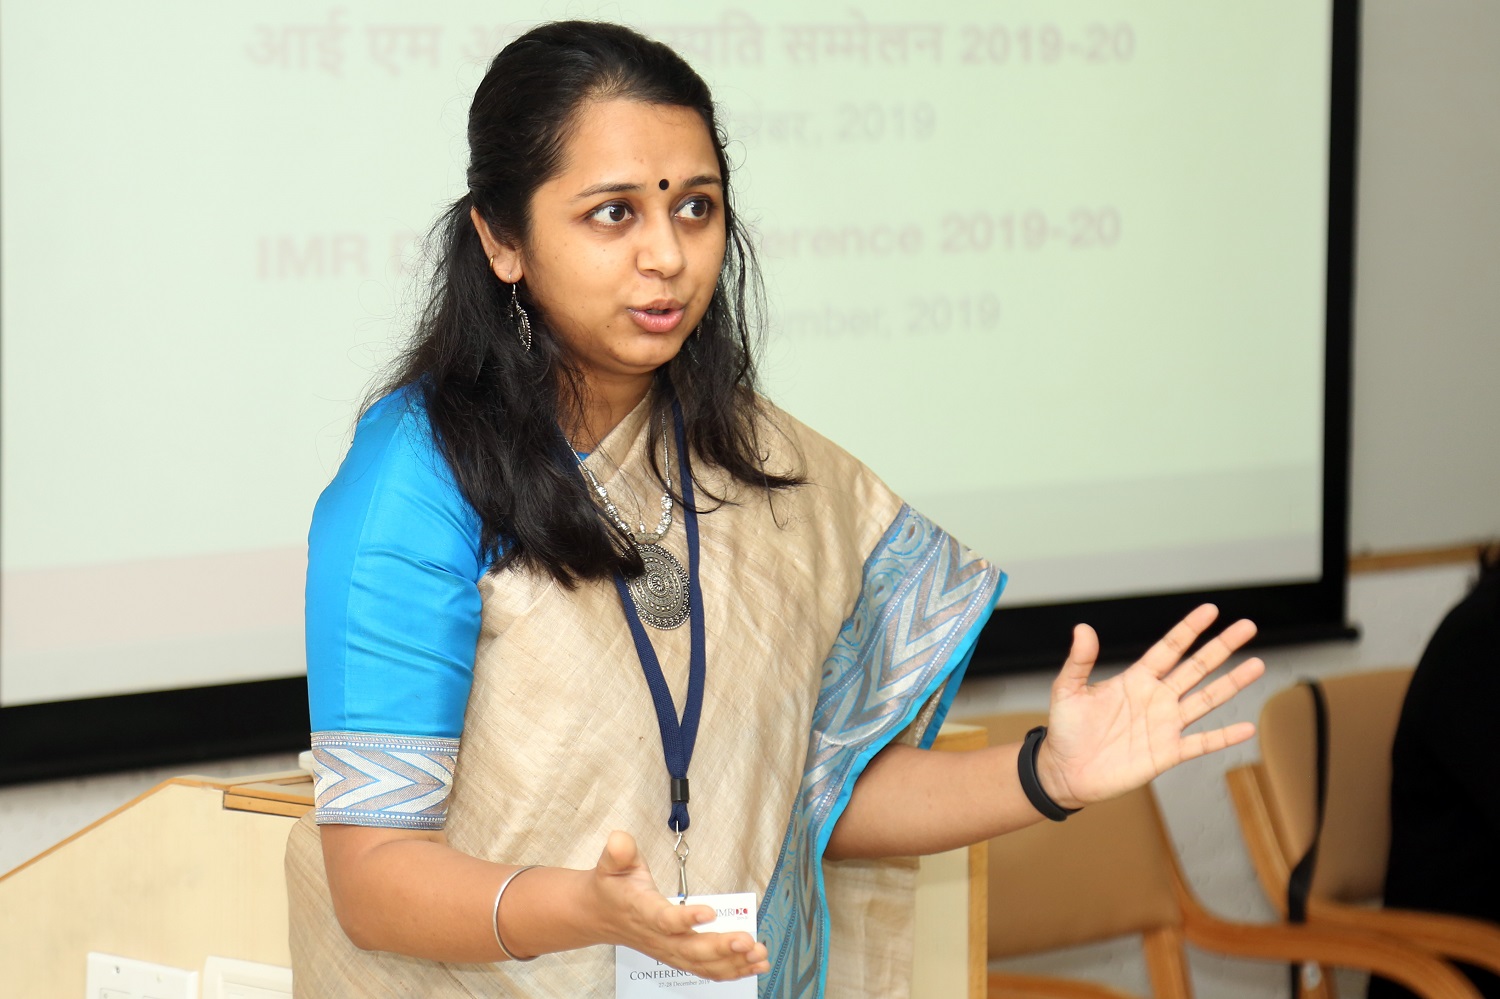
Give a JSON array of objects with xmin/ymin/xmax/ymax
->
[
  {"xmin": 986, "ymin": 972, "xmax": 1140, "ymax": 999},
  {"xmin": 1182, "ymin": 903, "xmax": 1481, "ymax": 999},
  {"xmin": 1307, "ymin": 899, "xmax": 1500, "ymax": 976},
  {"xmin": 1225, "ymin": 763, "xmax": 1294, "ymax": 917},
  {"xmin": 1227, "ymin": 763, "xmax": 1500, "ymax": 976}
]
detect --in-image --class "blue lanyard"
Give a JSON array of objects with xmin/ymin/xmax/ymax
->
[{"xmin": 610, "ymin": 401, "xmax": 705, "ymax": 835}]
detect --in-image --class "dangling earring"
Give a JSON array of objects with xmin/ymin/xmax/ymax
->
[
  {"xmin": 693, "ymin": 323, "xmax": 703, "ymax": 340},
  {"xmin": 510, "ymin": 283, "xmax": 532, "ymax": 352}
]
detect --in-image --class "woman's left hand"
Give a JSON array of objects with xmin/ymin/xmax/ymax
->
[{"xmin": 1034, "ymin": 603, "xmax": 1265, "ymax": 810}]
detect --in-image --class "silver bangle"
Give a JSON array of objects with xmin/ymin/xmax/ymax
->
[{"xmin": 491, "ymin": 864, "xmax": 540, "ymax": 962}]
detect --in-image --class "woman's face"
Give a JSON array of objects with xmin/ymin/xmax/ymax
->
[{"xmin": 495, "ymin": 99, "xmax": 727, "ymax": 388}]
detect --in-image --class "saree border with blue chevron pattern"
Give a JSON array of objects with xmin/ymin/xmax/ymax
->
[{"xmin": 760, "ymin": 504, "xmax": 1004, "ymax": 999}]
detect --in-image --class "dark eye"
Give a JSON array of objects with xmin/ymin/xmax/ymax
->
[
  {"xmin": 587, "ymin": 203, "xmax": 632, "ymax": 225},
  {"xmin": 675, "ymin": 197, "xmax": 712, "ymax": 221}
]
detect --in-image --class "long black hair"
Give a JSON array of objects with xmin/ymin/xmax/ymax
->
[{"xmin": 375, "ymin": 21, "xmax": 800, "ymax": 586}]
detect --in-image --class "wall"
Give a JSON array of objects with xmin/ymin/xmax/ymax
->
[
  {"xmin": 1349, "ymin": 0, "xmax": 1500, "ymax": 553},
  {"xmin": 0, "ymin": 753, "xmax": 299, "ymax": 875}
]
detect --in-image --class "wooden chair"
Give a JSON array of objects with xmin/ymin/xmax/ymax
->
[
  {"xmin": 1226, "ymin": 669, "xmax": 1500, "ymax": 990},
  {"xmin": 965, "ymin": 712, "xmax": 1481, "ymax": 999}
]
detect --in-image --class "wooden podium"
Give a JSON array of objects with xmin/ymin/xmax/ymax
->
[{"xmin": 0, "ymin": 724, "xmax": 987, "ymax": 997}]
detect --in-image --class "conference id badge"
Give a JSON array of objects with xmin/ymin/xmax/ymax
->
[{"xmin": 615, "ymin": 892, "xmax": 758, "ymax": 998}]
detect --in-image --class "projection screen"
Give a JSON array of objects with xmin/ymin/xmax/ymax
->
[{"xmin": 0, "ymin": 0, "xmax": 1356, "ymax": 779}]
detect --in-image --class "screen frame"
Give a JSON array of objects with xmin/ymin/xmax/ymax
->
[{"xmin": 0, "ymin": 0, "xmax": 1361, "ymax": 784}]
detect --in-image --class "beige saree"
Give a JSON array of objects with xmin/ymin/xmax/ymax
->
[{"xmin": 285, "ymin": 395, "xmax": 1002, "ymax": 997}]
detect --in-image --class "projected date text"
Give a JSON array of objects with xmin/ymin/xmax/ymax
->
[
  {"xmin": 741, "ymin": 102, "xmax": 937, "ymax": 146},
  {"xmin": 959, "ymin": 23, "xmax": 1136, "ymax": 65},
  {"xmin": 940, "ymin": 208, "xmax": 1122, "ymax": 253},
  {"xmin": 835, "ymin": 101, "xmax": 936, "ymax": 141},
  {"xmin": 903, "ymin": 294, "xmax": 1002, "ymax": 335},
  {"xmin": 783, "ymin": 293, "xmax": 1001, "ymax": 338}
]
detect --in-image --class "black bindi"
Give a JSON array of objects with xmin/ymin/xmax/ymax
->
[{"xmin": 658, "ymin": 178, "xmax": 670, "ymax": 190}]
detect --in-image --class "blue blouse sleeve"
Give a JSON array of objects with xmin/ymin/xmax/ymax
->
[{"xmin": 305, "ymin": 389, "xmax": 484, "ymax": 829}]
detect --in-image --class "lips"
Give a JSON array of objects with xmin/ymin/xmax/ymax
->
[{"xmin": 626, "ymin": 300, "xmax": 686, "ymax": 334}]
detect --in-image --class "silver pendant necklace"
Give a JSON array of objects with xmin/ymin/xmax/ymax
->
[{"xmin": 577, "ymin": 411, "xmax": 690, "ymax": 630}]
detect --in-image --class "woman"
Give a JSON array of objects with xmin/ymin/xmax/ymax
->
[{"xmin": 285, "ymin": 21, "xmax": 1264, "ymax": 997}]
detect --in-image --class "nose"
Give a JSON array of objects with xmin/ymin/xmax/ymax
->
[{"xmin": 635, "ymin": 210, "xmax": 685, "ymax": 279}]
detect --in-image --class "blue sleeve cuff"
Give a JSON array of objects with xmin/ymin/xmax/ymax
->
[{"xmin": 310, "ymin": 731, "xmax": 460, "ymax": 829}]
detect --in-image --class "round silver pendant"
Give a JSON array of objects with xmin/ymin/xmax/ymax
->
[{"xmin": 629, "ymin": 543, "xmax": 690, "ymax": 630}]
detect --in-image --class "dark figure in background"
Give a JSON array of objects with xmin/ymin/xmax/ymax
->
[{"xmin": 1370, "ymin": 544, "xmax": 1500, "ymax": 999}]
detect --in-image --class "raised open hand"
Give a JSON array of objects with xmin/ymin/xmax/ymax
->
[
  {"xmin": 1034, "ymin": 604, "xmax": 1265, "ymax": 810},
  {"xmin": 588, "ymin": 830, "xmax": 769, "ymax": 982}
]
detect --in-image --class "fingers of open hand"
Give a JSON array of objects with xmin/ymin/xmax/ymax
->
[
  {"xmin": 640, "ymin": 898, "xmax": 769, "ymax": 978},
  {"xmin": 630, "ymin": 915, "xmax": 763, "ymax": 981},
  {"xmin": 1139, "ymin": 604, "xmax": 1221, "ymax": 678},
  {"xmin": 1178, "ymin": 720, "xmax": 1257, "ymax": 762},
  {"xmin": 669, "ymin": 930, "xmax": 770, "ymax": 981},
  {"xmin": 1179, "ymin": 657, "xmax": 1265, "ymax": 726},
  {"xmin": 1162, "ymin": 617, "xmax": 1259, "ymax": 696}
]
